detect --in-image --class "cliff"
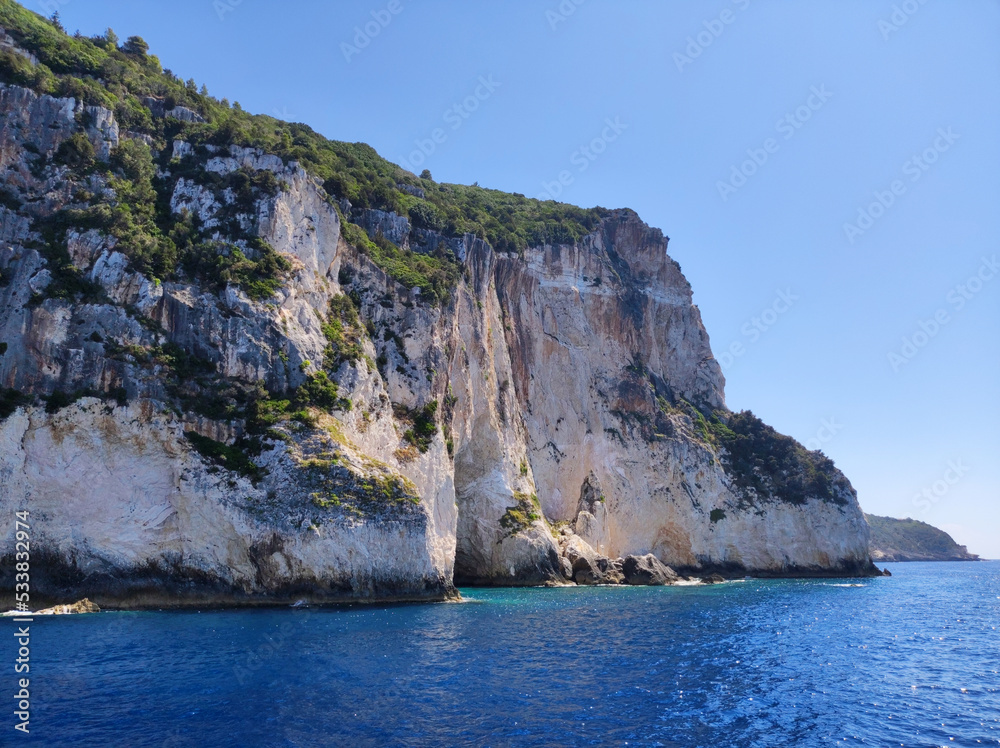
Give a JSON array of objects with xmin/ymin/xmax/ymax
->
[
  {"xmin": 866, "ymin": 515, "xmax": 980, "ymax": 563},
  {"xmin": 0, "ymin": 4, "xmax": 879, "ymax": 608}
]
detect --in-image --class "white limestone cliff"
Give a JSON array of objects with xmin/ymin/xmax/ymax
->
[{"xmin": 0, "ymin": 83, "xmax": 876, "ymax": 607}]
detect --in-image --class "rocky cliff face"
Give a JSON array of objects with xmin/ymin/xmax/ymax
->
[{"xmin": 0, "ymin": 51, "xmax": 877, "ymax": 607}]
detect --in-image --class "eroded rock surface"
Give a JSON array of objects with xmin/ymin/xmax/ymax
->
[{"xmin": 0, "ymin": 78, "xmax": 879, "ymax": 608}]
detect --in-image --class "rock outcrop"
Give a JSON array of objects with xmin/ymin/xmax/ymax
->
[
  {"xmin": 35, "ymin": 598, "xmax": 100, "ymax": 615},
  {"xmin": 0, "ymin": 12, "xmax": 881, "ymax": 608},
  {"xmin": 622, "ymin": 554, "xmax": 678, "ymax": 586}
]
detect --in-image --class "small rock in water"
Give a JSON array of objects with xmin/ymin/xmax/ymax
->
[
  {"xmin": 35, "ymin": 598, "xmax": 100, "ymax": 615},
  {"xmin": 703, "ymin": 574, "xmax": 726, "ymax": 585},
  {"xmin": 882, "ymin": 568, "xmax": 893, "ymax": 577},
  {"xmin": 573, "ymin": 565, "xmax": 600, "ymax": 585},
  {"xmin": 622, "ymin": 554, "xmax": 678, "ymax": 586}
]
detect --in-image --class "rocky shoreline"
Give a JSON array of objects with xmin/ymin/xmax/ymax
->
[{"xmin": 2, "ymin": 524, "xmax": 890, "ymax": 613}]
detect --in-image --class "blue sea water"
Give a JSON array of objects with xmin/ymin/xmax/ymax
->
[{"xmin": 5, "ymin": 561, "xmax": 999, "ymax": 747}]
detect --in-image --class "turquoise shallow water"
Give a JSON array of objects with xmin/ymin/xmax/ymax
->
[{"xmin": 5, "ymin": 561, "xmax": 999, "ymax": 746}]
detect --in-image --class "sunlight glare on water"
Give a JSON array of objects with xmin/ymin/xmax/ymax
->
[{"xmin": 9, "ymin": 562, "xmax": 1000, "ymax": 747}]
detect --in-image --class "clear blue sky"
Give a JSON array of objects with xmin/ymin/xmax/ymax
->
[{"xmin": 50, "ymin": 0, "xmax": 1000, "ymax": 557}]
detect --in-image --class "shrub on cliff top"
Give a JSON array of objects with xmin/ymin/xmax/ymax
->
[{"xmin": 705, "ymin": 409, "xmax": 846, "ymax": 506}]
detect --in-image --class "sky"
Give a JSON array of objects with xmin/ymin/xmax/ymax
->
[{"xmin": 47, "ymin": 0, "xmax": 1000, "ymax": 557}]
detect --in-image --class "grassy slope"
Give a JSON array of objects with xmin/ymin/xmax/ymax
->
[
  {"xmin": 0, "ymin": 0, "xmax": 609, "ymax": 306},
  {"xmin": 865, "ymin": 514, "xmax": 977, "ymax": 560}
]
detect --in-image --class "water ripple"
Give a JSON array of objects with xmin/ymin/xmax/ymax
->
[{"xmin": 4, "ymin": 562, "xmax": 999, "ymax": 747}]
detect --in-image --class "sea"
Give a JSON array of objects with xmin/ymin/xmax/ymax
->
[{"xmin": 5, "ymin": 561, "xmax": 999, "ymax": 747}]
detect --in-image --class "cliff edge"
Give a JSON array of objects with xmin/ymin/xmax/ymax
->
[{"xmin": 0, "ymin": 4, "xmax": 879, "ymax": 608}]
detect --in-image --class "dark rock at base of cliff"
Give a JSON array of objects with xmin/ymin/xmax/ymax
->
[
  {"xmin": 0, "ymin": 550, "xmax": 456, "ymax": 610},
  {"xmin": 570, "ymin": 554, "xmax": 625, "ymax": 585},
  {"xmin": 453, "ymin": 545, "xmax": 564, "ymax": 588},
  {"xmin": 573, "ymin": 566, "xmax": 599, "ymax": 585},
  {"xmin": 671, "ymin": 558, "xmax": 886, "ymax": 580},
  {"xmin": 571, "ymin": 554, "xmax": 599, "ymax": 585},
  {"xmin": 622, "ymin": 554, "xmax": 678, "ymax": 585},
  {"xmin": 703, "ymin": 574, "xmax": 726, "ymax": 584}
]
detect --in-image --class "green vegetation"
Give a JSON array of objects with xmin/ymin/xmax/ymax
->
[
  {"xmin": 865, "ymin": 514, "xmax": 977, "ymax": 560},
  {"xmin": 321, "ymin": 293, "xmax": 366, "ymax": 368},
  {"xmin": 0, "ymin": 186, "xmax": 20, "ymax": 211},
  {"xmin": 103, "ymin": 138, "xmax": 176, "ymax": 279},
  {"xmin": 0, "ymin": 388, "xmax": 32, "ymax": 420},
  {"xmin": 294, "ymin": 371, "xmax": 351, "ymax": 412},
  {"xmin": 337, "ymin": 218, "xmax": 459, "ymax": 305},
  {"xmin": 180, "ymin": 238, "xmax": 290, "ymax": 301},
  {"xmin": 0, "ymin": 1, "xmax": 611, "ymax": 307},
  {"xmin": 499, "ymin": 492, "xmax": 541, "ymax": 536},
  {"xmin": 691, "ymin": 408, "xmax": 845, "ymax": 506},
  {"xmin": 27, "ymin": 139, "xmax": 290, "ymax": 301},
  {"xmin": 53, "ymin": 131, "xmax": 94, "ymax": 169},
  {"xmin": 105, "ymin": 339, "xmax": 215, "ymax": 378},
  {"xmin": 150, "ymin": 342, "xmax": 215, "ymax": 378},
  {"xmin": 398, "ymin": 400, "xmax": 438, "ymax": 453},
  {"xmin": 0, "ymin": 385, "xmax": 126, "ymax": 415},
  {"xmin": 199, "ymin": 370, "xmax": 350, "ymax": 444},
  {"xmin": 311, "ymin": 493, "xmax": 341, "ymax": 510},
  {"xmin": 710, "ymin": 508, "xmax": 726, "ymax": 523},
  {"xmin": 26, "ymin": 208, "xmax": 107, "ymax": 305},
  {"xmin": 183, "ymin": 430, "xmax": 265, "ymax": 482},
  {"xmin": 308, "ymin": 466, "xmax": 420, "ymax": 516},
  {"xmin": 244, "ymin": 395, "xmax": 291, "ymax": 434},
  {"xmin": 42, "ymin": 388, "xmax": 87, "ymax": 413},
  {"xmin": 104, "ymin": 332, "xmax": 350, "ymax": 431}
]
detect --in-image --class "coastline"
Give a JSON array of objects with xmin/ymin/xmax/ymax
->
[{"xmin": 0, "ymin": 561, "xmax": 895, "ymax": 612}]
